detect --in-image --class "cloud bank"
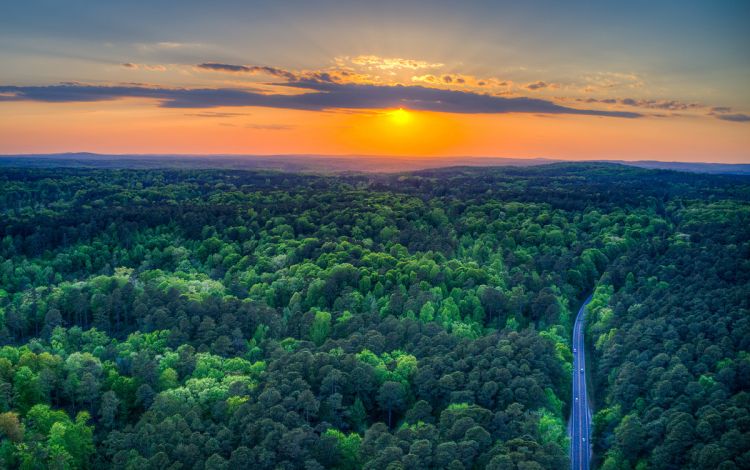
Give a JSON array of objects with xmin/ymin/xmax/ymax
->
[
  {"xmin": 714, "ymin": 113, "xmax": 750, "ymax": 122},
  {"xmin": 0, "ymin": 82, "xmax": 641, "ymax": 118},
  {"xmin": 708, "ymin": 106, "xmax": 750, "ymax": 123}
]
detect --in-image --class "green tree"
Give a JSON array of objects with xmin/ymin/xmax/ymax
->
[
  {"xmin": 377, "ymin": 381, "xmax": 406, "ymax": 428},
  {"xmin": 309, "ymin": 311, "xmax": 332, "ymax": 346}
]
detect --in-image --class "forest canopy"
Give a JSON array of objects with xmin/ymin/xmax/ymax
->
[{"xmin": 0, "ymin": 163, "xmax": 747, "ymax": 469}]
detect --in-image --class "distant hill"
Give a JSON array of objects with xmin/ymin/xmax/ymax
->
[
  {"xmin": 0, "ymin": 153, "xmax": 748, "ymax": 175},
  {"xmin": 610, "ymin": 160, "xmax": 750, "ymax": 175}
]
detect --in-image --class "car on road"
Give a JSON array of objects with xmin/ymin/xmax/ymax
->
[
  {"xmin": 580, "ymin": 368, "xmax": 584, "ymax": 373},
  {"xmin": 582, "ymin": 437, "xmax": 586, "ymax": 442},
  {"xmin": 573, "ymin": 348, "xmax": 577, "ymax": 353}
]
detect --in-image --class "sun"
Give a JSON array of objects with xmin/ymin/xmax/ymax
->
[
  {"xmin": 388, "ymin": 108, "xmax": 412, "ymax": 125},
  {"xmin": 336, "ymin": 107, "xmax": 466, "ymax": 155}
]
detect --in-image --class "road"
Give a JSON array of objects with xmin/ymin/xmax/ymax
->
[{"xmin": 570, "ymin": 295, "xmax": 593, "ymax": 470}]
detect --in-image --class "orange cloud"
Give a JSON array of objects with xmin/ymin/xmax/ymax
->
[{"xmin": 341, "ymin": 55, "xmax": 444, "ymax": 70}]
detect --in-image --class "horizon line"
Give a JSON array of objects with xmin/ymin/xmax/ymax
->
[{"xmin": 0, "ymin": 152, "xmax": 748, "ymax": 166}]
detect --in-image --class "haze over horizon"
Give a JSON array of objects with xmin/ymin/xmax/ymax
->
[
  {"xmin": 3, "ymin": 151, "xmax": 749, "ymax": 166},
  {"xmin": 1, "ymin": 0, "xmax": 749, "ymax": 162}
]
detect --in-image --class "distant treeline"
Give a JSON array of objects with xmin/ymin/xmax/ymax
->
[{"xmin": 1, "ymin": 154, "xmax": 749, "ymax": 174}]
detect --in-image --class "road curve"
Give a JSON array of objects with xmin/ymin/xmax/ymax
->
[{"xmin": 570, "ymin": 295, "xmax": 593, "ymax": 470}]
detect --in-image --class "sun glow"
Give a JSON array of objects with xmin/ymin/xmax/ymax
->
[
  {"xmin": 332, "ymin": 108, "xmax": 467, "ymax": 155},
  {"xmin": 388, "ymin": 108, "xmax": 412, "ymax": 125}
]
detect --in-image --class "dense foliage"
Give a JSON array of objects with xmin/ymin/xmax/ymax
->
[
  {"xmin": 0, "ymin": 164, "xmax": 747, "ymax": 469},
  {"xmin": 586, "ymin": 199, "xmax": 750, "ymax": 469}
]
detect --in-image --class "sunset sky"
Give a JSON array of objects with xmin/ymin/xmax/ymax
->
[{"xmin": 1, "ymin": 1, "xmax": 748, "ymax": 162}]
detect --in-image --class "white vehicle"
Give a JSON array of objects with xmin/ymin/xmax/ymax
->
[
  {"xmin": 575, "ymin": 397, "xmax": 578, "ymax": 401},
  {"xmin": 580, "ymin": 368, "xmax": 584, "ymax": 373},
  {"xmin": 573, "ymin": 348, "xmax": 577, "ymax": 353},
  {"xmin": 582, "ymin": 437, "xmax": 586, "ymax": 442}
]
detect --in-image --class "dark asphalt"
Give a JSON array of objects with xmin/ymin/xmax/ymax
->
[{"xmin": 570, "ymin": 295, "xmax": 592, "ymax": 470}]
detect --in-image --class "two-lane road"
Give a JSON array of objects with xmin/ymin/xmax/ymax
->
[{"xmin": 570, "ymin": 295, "xmax": 592, "ymax": 470}]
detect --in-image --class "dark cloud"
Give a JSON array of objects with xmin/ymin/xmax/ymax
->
[
  {"xmin": 121, "ymin": 62, "xmax": 167, "ymax": 72},
  {"xmin": 582, "ymin": 98, "xmax": 617, "ymax": 104},
  {"xmin": 706, "ymin": 106, "xmax": 750, "ymax": 123},
  {"xmin": 0, "ymin": 82, "xmax": 641, "ymax": 118},
  {"xmin": 279, "ymin": 80, "xmax": 640, "ymax": 117},
  {"xmin": 197, "ymin": 63, "xmax": 297, "ymax": 80},
  {"xmin": 197, "ymin": 62, "xmax": 252, "ymax": 73},
  {"xmin": 525, "ymin": 81, "xmax": 549, "ymax": 90},
  {"xmin": 715, "ymin": 113, "xmax": 750, "ymax": 122},
  {"xmin": 577, "ymin": 98, "xmax": 749, "ymax": 122},
  {"xmin": 581, "ymin": 97, "xmax": 701, "ymax": 111},
  {"xmin": 627, "ymin": 99, "xmax": 700, "ymax": 111}
]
